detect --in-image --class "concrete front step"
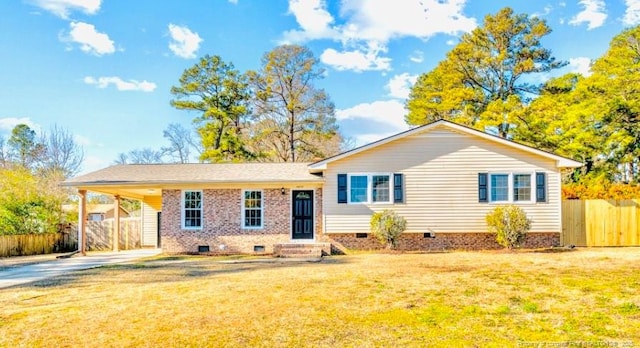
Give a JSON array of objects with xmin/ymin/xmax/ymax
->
[{"xmin": 274, "ymin": 243, "xmax": 331, "ymax": 258}]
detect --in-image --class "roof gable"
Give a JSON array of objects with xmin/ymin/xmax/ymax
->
[{"xmin": 309, "ymin": 120, "xmax": 582, "ymax": 170}]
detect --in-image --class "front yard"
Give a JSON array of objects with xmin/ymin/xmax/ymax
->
[{"xmin": 1, "ymin": 248, "xmax": 639, "ymax": 347}]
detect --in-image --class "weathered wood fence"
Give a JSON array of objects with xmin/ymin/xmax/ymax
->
[
  {"xmin": 0, "ymin": 233, "xmax": 75, "ymax": 257},
  {"xmin": 0, "ymin": 218, "xmax": 142, "ymax": 257},
  {"xmin": 562, "ymin": 199, "xmax": 640, "ymax": 246},
  {"xmin": 85, "ymin": 217, "xmax": 141, "ymax": 251}
]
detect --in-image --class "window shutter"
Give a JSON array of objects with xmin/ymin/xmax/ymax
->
[
  {"xmin": 536, "ymin": 172, "xmax": 547, "ymax": 202},
  {"xmin": 337, "ymin": 174, "xmax": 347, "ymax": 203},
  {"xmin": 393, "ymin": 173, "xmax": 404, "ymax": 203},
  {"xmin": 478, "ymin": 173, "xmax": 488, "ymax": 203}
]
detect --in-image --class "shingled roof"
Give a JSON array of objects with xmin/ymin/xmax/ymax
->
[{"xmin": 63, "ymin": 162, "xmax": 323, "ymax": 187}]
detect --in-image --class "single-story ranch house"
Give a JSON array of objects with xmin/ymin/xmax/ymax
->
[{"xmin": 63, "ymin": 120, "xmax": 582, "ymax": 255}]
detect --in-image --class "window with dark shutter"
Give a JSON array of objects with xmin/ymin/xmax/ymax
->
[
  {"xmin": 337, "ymin": 174, "xmax": 347, "ymax": 203},
  {"xmin": 536, "ymin": 172, "xmax": 547, "ymax": 202},
  {"xmin": 478, "ymin": 173, "xmax": 488, "ymax": 203},
  {"xmin": 393, "ymin": 173, "xmax": 404, "ymax": 203}
]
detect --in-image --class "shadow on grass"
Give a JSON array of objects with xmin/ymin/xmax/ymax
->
[{"xmin": 14, "ymin": 255, "xmax": 353, "ymax": 289}]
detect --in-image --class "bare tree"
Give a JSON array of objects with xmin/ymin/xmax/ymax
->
[
  {"xmin": 248, "ymin": 45, "xmax": 339, "ymax": 162},
  {"xmin": 0, "ymin": 135, "xmax": 8, "ymax": 168},
  {"xmin": 162, "ymin": 123, "xmax": 201, "ymax": 163},
  {"xmin": 114, "ymin": 152, "xmax": 129, "ymax": 165},
  {"xmin": 39, "ymin": 124, "xmax": 84, "ymax": 177},
  {"xmin": 115, "ymin": 148, "xmax": 164, "ymax": 164}
]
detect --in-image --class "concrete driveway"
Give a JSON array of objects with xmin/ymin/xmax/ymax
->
[{"xmin": 0, "ymin": 249, "xmax": 162, "ymax": 289}]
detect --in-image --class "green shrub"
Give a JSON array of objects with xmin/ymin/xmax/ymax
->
[
  {"xmin": 370, "ymin": 210, "xmax": 406, "ymax": 249},
  {"xmin": 0, "ymin": 167, "xmax": 65, "ymax": 235},
  {"xmin": 485, "ymin": 205, "xmax": 531, "ymax": 249}
]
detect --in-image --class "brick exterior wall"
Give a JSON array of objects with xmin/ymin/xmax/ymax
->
[
  {"xmin": 161, "ymin": 187, "xmax": 559, "ymax": 254},
  {"xmin": 161, "ymin": 188, "xmax": 323, "ymax": 254},
  {"xmin": 325, "ymin": 232, "xmax": 561, "ymax": 252}
]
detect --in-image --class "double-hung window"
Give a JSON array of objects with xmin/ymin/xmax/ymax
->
[
  {"xmin": 490, "ymin": 174, "xmax": 509, "ymax": 202},
  {"xmin": 338, "ymin": 173, "xmax": 404, "ymax": 204},
  {"xmin": 242, "ymin": 190, "xmax": 263, "ymax": 229},
  {"xmin": 182, "ymin": 190, "xmax": 202, "ymax": 229},
  {"xmin": 350, "ymin": 175, "xmax": 369, "ymax": 203},
  {"xmin": 513, "ymin": 174, "xmax": 532, "ymax": 201},
  {"xmin": 348, "ymin": 173, "xmax": 392, "ymax": 204},
  {"xmin": 372, "ymin": 175, "xmax": 390, "ymax": 202},
  {"xmin": 479, "ymin": 172, "xmax": 546, "ymax": 203}
]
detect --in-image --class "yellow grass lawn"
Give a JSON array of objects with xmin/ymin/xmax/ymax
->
[{"xmin": 1, "ymin": 248, "xmax": 639, "ymax": 347}]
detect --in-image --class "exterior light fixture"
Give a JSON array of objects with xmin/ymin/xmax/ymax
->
[{"xmin": 281, "ymin": 187, "xmax": 286, "ymax": 195}]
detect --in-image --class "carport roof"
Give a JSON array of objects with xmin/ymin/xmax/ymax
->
[{"xmin": 63, "ymin": 162, "xmax": 323, "ymax": 187}]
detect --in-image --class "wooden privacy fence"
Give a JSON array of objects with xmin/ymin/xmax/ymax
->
[
  {"xmin": 0, "ymin": 218, "xmax": 141, "ymax": 257},
  {"xmin": 82, "ymin": 217, "xmax": 141, "ymax": 251},
  {"xmin": 0, "ymin": 233, "xmax": 75, "ymax": 257},
  {"xmin": 562, "ymin": 199, "xmax": 640, "ymax": 247}
]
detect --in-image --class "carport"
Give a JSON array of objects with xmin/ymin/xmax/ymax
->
[{"xmin": 62, "ymin": 167, "xmax": 163, "ymax": 255}]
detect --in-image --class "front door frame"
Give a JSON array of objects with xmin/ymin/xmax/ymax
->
[{"xmin": 291, "ymin": 188, "xmax": 315, "ymax": 241}]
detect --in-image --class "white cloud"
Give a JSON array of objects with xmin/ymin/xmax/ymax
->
[
  {"xmin": 80, "ymin": 154, "xmax": 110, "ymax": 174},
  {"xmin": 283, "ymin": 0, "xmax": 337, "ymax": 42},
  {"xmin": 84, "ymin": 76, "xmax": 157, "ymax": 92},
  {"xmin": 0, "ymin": 117, "xmax": 41, "ymax": 134},
  {"xmin": 532, "ymin": 5, "xmax": 553, "ymax": 18},
  {"xmin": 283, "ymin": 0, "xmax": 476, "ymax": 72},
  {"xmin": 320, "ymin": 42, "xmax": 391, "ymax": 72},
  {"xmin": 623, "ymin": 0, "xmax": 640, "ymax": 26},
  {"xmin": 61, "ymin": 21, "xmax": 115, "ymax": 56},
  {"xmin": 336, "ymin": 100, "xmax": 409, "ymax": 135},
  {"xmin": 409, "ymin": 50, "xmax": 424, "ymax": 63},
  {"xmin": 29, "ymin": 0, "xmax": 101, "ymax": 19},
  {"xmin": 168, "ymin": 24, "xmax": 202, "ymax": 59},
  {"xmin": 568, "ymin": 57, "xmax": 592, "ymax": 76},
  {"xmin": 337, "ymin": 0, "xmax": 475, "ymax": 43},
  {"xmin": 386, "ymin": 73, "xmax": 418, "ymax": 99},
  {"xmin": 73, "ymin": 134, "xmax": 92, "ymax": 146},
  {"xmin": 569, "ymin": 0, "xmax": 607, "ymax": 30},
  {"xmin": 228, "ymin": 0, "xmax": 238, "ymax": 4}
]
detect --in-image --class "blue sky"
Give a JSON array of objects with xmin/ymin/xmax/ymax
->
[{"xmin": 1, "ymin": 0, "xmax": 639, "ymax": 174}]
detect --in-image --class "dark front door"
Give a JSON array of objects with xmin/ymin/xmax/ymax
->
[{"xmin": 292, "ymin": 190, "xmax": 314, "ymax": 240}]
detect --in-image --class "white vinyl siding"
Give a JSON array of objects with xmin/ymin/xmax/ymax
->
[
  {"xmin": 142, "ymin": 195, "xmax": 161, "ymax": 247},
  {"xmin": 323, "ymin": 126, "xmax": 561, "ymax": 234}
]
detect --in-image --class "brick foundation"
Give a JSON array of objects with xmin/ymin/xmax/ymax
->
[
  {"xmin": 159, "ymin": 188, "xmax": 559, "ymax": 254},
  {"xmin": 325, "ymin": 232, "xmax": 561, "ymax": 252}
]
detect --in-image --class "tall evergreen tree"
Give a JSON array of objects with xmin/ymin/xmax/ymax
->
[
  {"xmin": 171, "ymin": 55, "xmax": 253, "ymax": 162},
  {"xmin": 406, "ymin": 7, "xmax": 565, "ymax": 138}
]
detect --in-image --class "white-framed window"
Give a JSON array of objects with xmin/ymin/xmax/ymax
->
[
  {"xmin": 372, "ymin": 175, "xmax": 390, "ymax": 202},
  {"xmin": 348, "ymin": 173, "xmax": 392, "ymax": 204},
  {"xmin": 242, "ymin": 190, "xmax": 263, "ymax": 229},
  {"xmin": 488, "ymin": 173, "xmax": 534, "ymax": 203},
  {"xmin": 513, "ymin": 174, "xmax": 532, "ymax": 202},
  {"xmin": 182, "ymin": 190, "xmax": 202, "ymax": 229},
  {"xmin": 350, "ymin": 175, "xmax": 368, "ymax": 203},
  {"xmin": 490, "ymin": 174, "xmax": 509, "ymax": 202}
]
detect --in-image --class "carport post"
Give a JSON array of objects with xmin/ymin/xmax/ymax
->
[
  {"xmin": 113, "ymin": 195, "xmax": 120, "ymax": 252},
  {"xmin": 78, "ymin": 190, "xmax": 87, "ymax": 256}
]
